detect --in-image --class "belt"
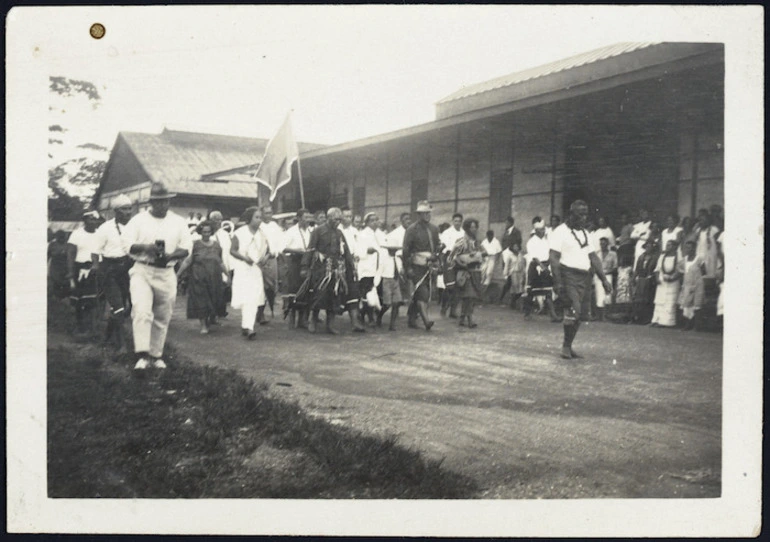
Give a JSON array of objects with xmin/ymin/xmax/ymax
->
[
  {"xmin": 411, "ymin": 251, "xmax": 432, "ymax": 266},
  {"xmin": 560, "ymin": 264, "xmax": 591, "ymax": 275},
  {"xmin": 103, "ymin": 256, "xmax": 130, "ymax": 263},
  {"xmin": 136, "ymin": 260, "xmax": 174, "ymax": 269}
]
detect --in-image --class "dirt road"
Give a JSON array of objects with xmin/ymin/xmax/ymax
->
[{"xmin": 167, "ymin": 299, "xmax": 721, "ymax": 498}]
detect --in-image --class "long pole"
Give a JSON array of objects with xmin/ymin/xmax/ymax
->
[{"xmin": 296, "ymin": 154, "xmax": 306, "ymax": 209}]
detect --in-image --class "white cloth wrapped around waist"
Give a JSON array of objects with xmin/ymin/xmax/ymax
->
[{"xmin": 411, "ymin": 251, "xmax": 433, "ymax": 266}]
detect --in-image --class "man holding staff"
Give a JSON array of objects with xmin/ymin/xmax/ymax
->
[{"xmin": 402, "ymin": 200, "xmax": 441, "ymax": 331}]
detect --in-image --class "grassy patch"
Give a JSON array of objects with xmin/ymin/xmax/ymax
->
[{"xmin": 48, "ymin": 343, "xmax": 477, "ymax": 499}]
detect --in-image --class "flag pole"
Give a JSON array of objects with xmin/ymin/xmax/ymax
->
[{"xmin": 296, "ymin": 152, "xmax": 306, "ymax": 209}]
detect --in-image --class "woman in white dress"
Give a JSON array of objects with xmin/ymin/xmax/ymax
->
[
  {"xmin": 660, "ymin": 214, "xmax": 683, "ymax": 254},
  {"xmin": 651, "ymin": 240, "xmax": 683, "ymax": 327},
  {"xmin": 229, "ymin": 206, "xmax": 269, "ymax": 340}
]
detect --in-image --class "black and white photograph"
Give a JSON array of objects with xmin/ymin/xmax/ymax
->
[{"xmin": 5, "ymin": 4, "xmax": 763, "ymax": 537}]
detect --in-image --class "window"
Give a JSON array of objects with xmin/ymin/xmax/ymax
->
[
  {"xmin": 489, "ymin": 168, "xmax": 513, "ymax": 223},
  {"xmin": 353, "ymin": 186, "xmax": 366, "ymax": 217}
]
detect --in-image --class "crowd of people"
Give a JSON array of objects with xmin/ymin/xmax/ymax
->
[{"xmin": 48, "ymin": 180, "xmax": 725, "ymax": 369}]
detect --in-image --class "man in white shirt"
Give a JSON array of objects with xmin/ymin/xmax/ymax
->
[
  {"xmin": 550, "ymin": 200, "xmax": 612, "ymax": 360},
  {"xmin": 379, "ymin": 212, "xmax": 411, "ymax": 329},
  {"xmin": 256, "ymin": 205, "xmax": 285, "ymax": 325},
  {"xmin": 439, "ymin": 212, "xmax": 465, "ymax": 317},
  {"xmin": 524, "ymin": 220, "xmax": 558, "ymax": 320},
  {"xmin": 357, "ymin": 212, "xmax": 382, "ymax": 326},
  {"xmin": 92, "ymin": 194, "xmax": 135, "ymax": 349},
  {"xmin": 338, "ymin": 206, "xmax": 360, "ymax": 259},
  {"xmin": 67, "ymin": 209, "xmax": 103, "ymax": 336},
  {"xmin": 385, "ymin": 212, "xmax": 411, "ymax": 300},
  {"xmin": 283, "ymin": 208, "xmax": 312, "ymax": 328},
  {"xmin": 122, "ymin": 182, "xmax": 192, "ymax": 371}
]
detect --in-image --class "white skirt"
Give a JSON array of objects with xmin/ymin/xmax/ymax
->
[{"xmin": 230, "ymin": 263, "xmax": 265, "ymax": 310}]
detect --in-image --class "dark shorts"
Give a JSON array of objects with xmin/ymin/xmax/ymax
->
[
  {"xmin": 409, "ymin": 265, "xmax": 431, "ymax": 302},
  {"xmin": 286, "ymin": 254, "xmax": 304, "ymax": 294},
  {"xmin": 101, "ymin": 257, "xmax": 133, "ymax": 314},
  {"xmin": 559, "ymin": 265, "xmax": 591, "ymax": 323}
]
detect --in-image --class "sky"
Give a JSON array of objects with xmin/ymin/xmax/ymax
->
[{"xmin": 20, "ymin": 4, "xmax": 749, "ymax": 153}]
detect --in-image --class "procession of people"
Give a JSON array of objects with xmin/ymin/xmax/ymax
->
[{"xmin": 49, "ymin": 181, "xmax": 726, "ymax": 370}]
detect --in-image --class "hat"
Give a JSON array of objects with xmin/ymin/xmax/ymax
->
[
  {"xmin": 363, "ymin": 212, "xmax": 377, "ymax": 224},
  {"xmin": 416, "ymin": 200, "xmax": 432, "ymax": 213},
  {"xmin": 111, "ymin": 194, "xmax": 133, "ymax": 209},
  {"xmin": 149, "ymin": 182, "xmax": 177, "ymax": 200},
  {"xmin": 533, "ymin": 220, "xmax": 545, "ymax": 229},
  {"xmin": 83, "ymin": 210, "xmax": 100, "ymax": 219}
]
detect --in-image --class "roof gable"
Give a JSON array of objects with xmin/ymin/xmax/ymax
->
[
  {"xmin": 119, "ymin": 129, "xmax": 267, "ymax": 189},
  {"xmin": 106, "ymin": 128, "xmax": 326, "ymax": 200}
]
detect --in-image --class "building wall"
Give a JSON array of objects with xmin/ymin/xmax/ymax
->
[{"xmin": 300, "ymin": 63, "xmax": 723, "ymax": 243}]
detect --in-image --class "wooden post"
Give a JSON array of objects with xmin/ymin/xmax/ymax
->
[
  {"xmin": 550, "ymin": 111, "xmax": 559, "ymax": 219},
  {"xmin": 454, "ymin": 126, "xmax": 461, "ymax": 213},
  {"xmin": 385, "ymin": 145, "xmax": 390, "ymax": 226},
  {"xmin": 690, "ymin": 132, "xmax": 699, "ymax": 219},
  {"xmin": 297, "ymin": 155, "xmax": 306, "ymax": 210}
]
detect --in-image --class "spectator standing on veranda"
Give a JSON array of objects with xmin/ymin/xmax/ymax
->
[
  {"xmin": 480, "ymin": 229, "xmax": 502, "ymax": 290},
  {"xmin": 500, "ymin": 242, "xmax": 526, "ymax": 309},
  {"xmin": 593, "ymin": 236, "xmax": 618, "ymax": 322}
]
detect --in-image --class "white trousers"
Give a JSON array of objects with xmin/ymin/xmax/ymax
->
[
  {"xmin": 231, "ymin": 263, "xmax": 265, "ymax": 332},
  {"xmin": 129, "ymin": 263, "xmax": 177, "ymax": 358}
]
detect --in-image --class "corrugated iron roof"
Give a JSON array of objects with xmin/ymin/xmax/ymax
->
[
  {"xmin": 119, "ymin": 128, "xmax": 324, "ymax": 199},
  {"xmin": 437, "ymin": 42, "xmax": 658, "ymax": 104}
]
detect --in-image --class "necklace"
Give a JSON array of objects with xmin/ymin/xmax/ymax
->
[
  {"xmin": 662, "ymin": 253, "xmax": 677, "ymax": 274},
  {"xmin": 570, "ymin": 227, "xmax": 589, "ymax": 248}
]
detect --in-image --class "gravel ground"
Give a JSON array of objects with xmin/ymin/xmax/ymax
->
[{"xmin": 167, "ymin": 297, "xmax": 722, "ymax": 499}]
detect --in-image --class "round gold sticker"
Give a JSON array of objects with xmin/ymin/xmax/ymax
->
[{"xmin": 90, "ymin": 23, "xmax": 105, "ymax": 39}]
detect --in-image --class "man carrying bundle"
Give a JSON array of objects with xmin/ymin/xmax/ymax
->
[{"xmin": 299, "ymin": 207, "xmax": 365, "ymax": 334}]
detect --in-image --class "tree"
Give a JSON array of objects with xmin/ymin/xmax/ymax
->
[{"xmin": 48, "ymin": 76, "xmax": 108, "ymax": 220}]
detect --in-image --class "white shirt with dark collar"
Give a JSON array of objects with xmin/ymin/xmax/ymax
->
[
  {"xmin": 549, "ymin": 223, "xmax": 595, "ymax": 271},
  {"xmin": 94, "ymin": 218, "xmax": 129, "ymax": 259},
  {"xmin": 338, "ymin": 224, "xmax": 359, "ymax": 256},
  {"xmin": 284, "ymin": 224, "xmax": 310, "ymax": 252}
]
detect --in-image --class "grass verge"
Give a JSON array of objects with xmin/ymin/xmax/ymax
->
[{"xmin": 47, "ymin": 341, "xmax": 478, "ymax": 498}]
